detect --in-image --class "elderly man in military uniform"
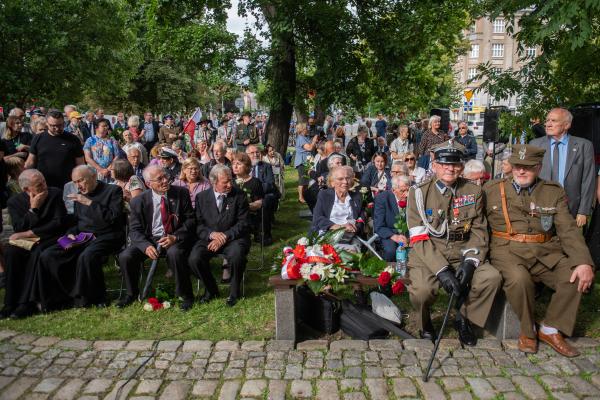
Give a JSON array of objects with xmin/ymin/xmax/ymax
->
[
  {"xmin": 483, "ymin": 144, "xmax": 594, "ymax": 357},
  {"xmin": 235, "ymin": 112, "xmax": 258, "ymax": 152},
  {"xmin": 407, "ymin": 140, "xmax": 502, "ymax": 346}
]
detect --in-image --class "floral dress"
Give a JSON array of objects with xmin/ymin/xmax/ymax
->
[{"xmin": 83, "ymin": 135, "xmax": 121, "ymax": 182}]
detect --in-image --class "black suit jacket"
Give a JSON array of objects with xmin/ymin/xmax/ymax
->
[
  {"xmin": 7, "ymin": 187, "xmax": 68, "ymax": 245},
  {"xmin": 311, "ymin": 188, "xmax": 365, "ymax": 234},
  {"xmin": 142, "ymin": 121, "xmax": 160, "ymax": 143},
  {"xmin": 194, "ymin": 187, "xmax": 250, "ymax": 244},
  {"xmin": 128, "ymin": 186, "xmax": 195, "ymax": 253},
  {"xmin": 252, "ymin": 161, "xmax": 279, "ymax": 197}
]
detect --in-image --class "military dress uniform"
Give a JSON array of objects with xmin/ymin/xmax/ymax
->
[
  {"xmin": 483, "ymin": 145, "xmax": 594, "ymax": 344},
  {"xmin": 407, "ymin": 141, "xmax": 502, "ymax": 338},
  {"xmin": 235, "ymin": 113, "xmax": 258, "ymax": 152}
]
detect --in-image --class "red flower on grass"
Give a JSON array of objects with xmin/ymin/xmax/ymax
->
[
  {"xmin": 378, "ymin": 271, "xmax": 391, "ymax": 286},
  {"xmin": 392, "ymin": 280, "xmax": 405, "ymax": 295}
]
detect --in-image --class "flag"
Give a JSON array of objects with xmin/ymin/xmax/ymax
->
[{"xmin": 183, "ymin": 108, "xmax": 202, "ymax": 143}]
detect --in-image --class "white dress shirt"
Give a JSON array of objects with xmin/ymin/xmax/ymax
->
[
  {"xmin": 151, "ymin": 190, "xmax": 165, "ymax": 237},
  {"xmin": 329, "ymin": 192, "xmax": 353, "ymax": 225}
]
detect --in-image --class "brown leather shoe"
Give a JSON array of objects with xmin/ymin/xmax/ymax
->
[
  {"xmin": 538, "ymin": 331, "xmax": 580, "ymax": 357},
  {"xmin": 518, "ymin": 334, "xmax": 537, "ymax": 354}
]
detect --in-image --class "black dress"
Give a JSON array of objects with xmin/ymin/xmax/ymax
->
[{"xmin": 234, "ymin": 177, "xmax": 264, "ymax": 239}]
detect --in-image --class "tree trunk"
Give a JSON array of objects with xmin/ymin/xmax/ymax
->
[
  {"xmin": 264, "ymin": 7, "xmax": 296, "ymax": 156},
  {"xmin": 314, "ymin": 104, "xmax": 326, "ymax": 126}
]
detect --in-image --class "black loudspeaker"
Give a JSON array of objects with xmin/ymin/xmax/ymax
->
[
  {"xmin": 570, "ymin": 103, "xmax": 600, "ymax": 162},
  {"xmin": 483, "ymin": 106, "xmax": 508, "ymax": 142},
  {"xmin": 430, "ymin": 108, "xmax": 450, "ymax": 133}
]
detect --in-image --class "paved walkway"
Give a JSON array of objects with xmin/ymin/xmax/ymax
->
[{"xmin": 0, "ymin": 331, "xmax": 599, "ymax": 399}]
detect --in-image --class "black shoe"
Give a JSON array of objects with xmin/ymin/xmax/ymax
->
[
  {"xmin": 199, "ymin": 292, "xmax": 218, "ymax": 304},
  {"xmin": 454, "ymin": 315, "xmax": 477, "ymax": 346},
  {"xmin": 226, "ymin": 296, "xmax": 238, "ymax": 307},
  {"xmin": 95, "ymin": 302, "xmax": 109, "ymax": 308},
  {"xmin": 116, "ymin": 295, "xmax": 136, "ymax": 308},
  {"xmin": 419, "ymin": 330, "xmax": 436, "ymax": 342},
  {"xmin": 10, "ymin": 304, "xmax": 34, "ymax": 319},
  {"xmin": 180, "ymin": 298, "xmax": 194, "ymax": 311},
  {"xmin": 0, "ymin": 307, "xmax": 14, "ymax": 319},
  {"xmin": 0, "ymin": 272, "xmax": 5, "ymax": 289}
]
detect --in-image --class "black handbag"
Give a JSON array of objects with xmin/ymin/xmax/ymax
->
[
  {"xmin": 340, "ymin": 300, "xmax": 389, "ymax": 340},
  {"xmin": 296, "ymin": 285, "xmax": 341, "ymax": 334}
]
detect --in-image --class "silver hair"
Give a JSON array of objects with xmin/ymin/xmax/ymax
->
[
  {"xmin": 391, "ymin": 175, "xmax": 410, "ymax": 189},
  {"xmin": 142, "ymin": 164, "xmax": 163, "ymax": 182},
  {"xmin": 550, "ymin": 107, "xmax": 573, "ymax": 124},
  {"xmin": 330, "ymin": 165, "xmax": 354, "ymax": 178},
  {"xmin": 31, "ymin": 117, "xmax": 47, "ymax": 130},
  {"xmin": 128, "ymin": 115, "xmax": 140, "ymax": 128},
  {"xmin": 428, "ymin": 115, "xmax": 441, "ymax": 127},
  {"xmin": 391, "ymin": 161, "xmax": 410, "ymax": 175},
  {"xmin": 213, "ymin": 140, "xmax": 226, "ymax": 152},
  {"xmin": 209, "ymin": 164, "xmax": 232, "ymax": 184},
  {"xmin": 327, "ymin": 154, "xmax": 344, "ymax": 169},
  {"xmin": 73, "ymin": 165, "xmax": 97, "ymax": 179},
  {"xmin": 126, "ymin": 147, "xmax": 141, "ymax": 156},
  {"xmin": 18, "ymin": 169, "xmax": 45, "ymax": 190},
  {"xmin": 463, "ymin": 159, "xmax": 486, "ymax": 175},
  {"xmin": 64, "ymin": 104, "xmax": 77, "ymax": 112}
]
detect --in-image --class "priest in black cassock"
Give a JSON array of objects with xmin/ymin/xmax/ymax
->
[
  {"xmin": 1, "ymin": 170, "xmax": 67, "ymax": 319},
  {"xmin": 37, "ymin": 165, "xmax": 125, "ymax": 309}
]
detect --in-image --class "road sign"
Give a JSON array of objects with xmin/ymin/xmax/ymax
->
[
  {"xmin": 234, "ymin": 98, "xmax": 244, "ymax": 109},
  {"xmin": 464, "ymin": 90, "xmax": 474, "ymax": 102}
]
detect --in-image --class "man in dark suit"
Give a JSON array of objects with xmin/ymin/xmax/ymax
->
[
  {"xmin": 2, "ymin": 170, "xmax": 68, "ymax": 319},
  {"xmin": 246, "ymin": 144, "xmax": 279, "ymax": 245},
  {"xmin": 141, "ymin": 112, "xmax": 161, "ymax": 154},
  {"xmin": 373, "ymin": 175, "xmax": 410, "ymax": 261},
  {"xmin": 530, "ymin": 108, "xmax": 596, "ymax": 225},
  {"xmin": 188, "ymin": 164, "xmax": 250, "ymax": 307},
  {"xmin": 117, "ymin": 165, "xmax": 196, "ymax": 310},
  {"xmin": 37, "ymin": 166, "xmax": 125, "ymax": 309},
  {"xmin": 81, "ymin": 111, "xmax": 96, "ymax": 139}
]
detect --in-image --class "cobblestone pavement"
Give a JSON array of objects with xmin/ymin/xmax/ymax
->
[{"xmin": 0, "ymin": 331, "xmax": 599, "ymax": 399}]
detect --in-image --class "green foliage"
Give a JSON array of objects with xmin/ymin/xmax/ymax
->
[
  {"xmin": 0, "ymin": 0, "xmax": 138, "ymax": 108},
  {"xmin": 477, "ymin": 0, "xmax": 600, "ymax": 119}
]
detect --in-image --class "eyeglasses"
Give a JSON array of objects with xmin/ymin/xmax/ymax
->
[
  {"xmin": 149, "ymin": 175, "xmax": 169, "ymax": 182},
  {"xmin": 404, "ymin": 157, "xmax": 415, "ymax": 161}
]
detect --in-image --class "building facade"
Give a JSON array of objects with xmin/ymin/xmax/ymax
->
[{"xmin": 453, "ymin": 13, "xmax": 538, "ymax": 123}]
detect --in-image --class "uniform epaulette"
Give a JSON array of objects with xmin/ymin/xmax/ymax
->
[
  {"xmin": 482, "ymin": 178, "xmax": 506, "ymax": 189},
  {"xmin": 540, "ymin": 179, "xmax": 562, "ymax": 189},
  {"xmin": 411, "ymin": 179, "xmax": 432, "ymax": 191}
]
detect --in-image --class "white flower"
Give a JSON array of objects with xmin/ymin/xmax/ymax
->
[
  {"xmin": 306, "ymin": 155, "xmax": 314, "ymax": 162},
  {"xmin": 359, "ymin": 187, "xmax": 368, "ymax": 194},
  {"xmin": 297, "ymin": 237, "xmax": 309, "ymax": 246},
  {"xmin": 384, "ymin": 265, "xmax": 395, "ymax": 275},
  {"xmin": 143, "ymin": 303, "xmax": 154, "ymax": 312},
  {"xmin": 162, "ymin": 301, "xmax": 171, "ymax": 309},
  {"xmin": 235, "ymin": 178, "xmax": 244, "ymax": 185},
  {"xmin": 300, "ymin": 264, "xmax": 313, "ymax": 279}
]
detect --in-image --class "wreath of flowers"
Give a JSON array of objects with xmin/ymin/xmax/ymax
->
[{"xmin": 143, "ymin": 297, "xmax": 172, "ymax": 311}]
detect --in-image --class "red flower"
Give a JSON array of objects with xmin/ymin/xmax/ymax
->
[
  {"xmin": 356, "ymin": 218, "xmax": 365, "ymax": 224},
  {"xmin": 292, "ymin": 244, "xmax": 306, "ymax": 261},
  {"xmin": 392, "ymin": 280, "xmax": 405, "ymax": 295},
  {"xmin": 367, "ymin": 202, "xmax": 374, "ymax": 209},
  {"xmin": 309, "ymin": 273, "xmax": 320, "ymax": 281},
  {"xmin": 148, "ymin": 297, "xmax": 160, "ymax": 305},
  {"xmin": 151, "ymin": 302, "xmax": 163, "ymax": 310},
  {"xmin": 322, "ymin": 244, "xmax": 342, "ymax": 264},
  {"xmin": 378, "ymin": 271, "xmax": 392, "ymax": 286},
  {"xmin": 398, "ymin": 200, "xmax": 407, "ymax": 208}
]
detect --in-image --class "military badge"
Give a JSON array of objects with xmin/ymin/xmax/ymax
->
[
  {"xmin": 540, "ymin": 214, "xmax": 553, "ymax": 232},
  {"xmin": 519, "ymin": 146, "xmax": 527, "ymax": 160}
]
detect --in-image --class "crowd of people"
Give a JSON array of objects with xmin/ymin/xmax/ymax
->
[
  {"xmin": 0, "ymin": 103, "xmax": 597, "ymax": 358},
  {"xmin": 0, "ymin": 105, "xmax": 283, "ymax": 318},
  {"xmin": 302, "ymin": 107, "xmax": 596, "ymax": 358}
]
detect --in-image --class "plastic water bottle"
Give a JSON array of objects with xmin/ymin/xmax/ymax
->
[{"xmin": 395, "ymin": 243, "xmax": 408, "ymax": 277}]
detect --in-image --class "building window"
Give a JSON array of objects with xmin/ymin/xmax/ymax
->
[
  {"xmin": 525, "ymin": 47, "xmax": 536, "ymax": 57},
  {"xmin": 493, "ymin": 18, "xmax": 505, "ymax": 33},
  {"xmin": 470, "ymin": 44, "xmax": 479, "ymax": 59},
  {"xmin": 491, "ymin": 67, "xmax": 502, "ymax": 74},
  {"xmin": 468, "ymin": 68, "xmax": 477, "ymax": 80},
  {"xmin": 492, "ymin": 43, "xmax": 504, "ymax": 58}
]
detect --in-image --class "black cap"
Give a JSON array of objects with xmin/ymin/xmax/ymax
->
[
  {"xmin": 432, "ymin": 139, "xmax": 466, "ymax": 164},
  {"xmin": 163, "ymin": 114, "xmax": 174, "ymax": 121}
]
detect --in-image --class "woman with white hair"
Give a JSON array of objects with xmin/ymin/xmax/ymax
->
[
  {"xmin": 463, "ymin": 159, "xmax": 487, "ymax": 186},
  {"xmin": 127, "ymin": 115, "xmax": 141, "ymax": 142},
  {"xmin": 416, "ymin": 115, "xmax": 449, "ymax": 169}
]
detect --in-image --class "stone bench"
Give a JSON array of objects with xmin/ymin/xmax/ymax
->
[
  {"xmin": 269, "ymin": 274, "xmax": 520, "ymax": 342},
  {"xmin": 269, "ymin": 273, "xmax": 410, "ymax": 342}
]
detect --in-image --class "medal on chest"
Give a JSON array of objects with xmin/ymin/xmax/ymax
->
[{"xmin": 452, "ymin": 207, "xmax": 460, "ymax": 225}]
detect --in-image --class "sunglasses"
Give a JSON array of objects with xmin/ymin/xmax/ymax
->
[{"xmin": 404, "ymin": 157, "xmax": 415, "ymax": 161}]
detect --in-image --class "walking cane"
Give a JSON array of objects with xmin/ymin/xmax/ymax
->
[
  {"xmin": 422, "ymin": 248, "xmax": 479, "ymax": 382},
  {"xmin": 141, "ymin": 244, "xmax": 162, "ymax": 300}
]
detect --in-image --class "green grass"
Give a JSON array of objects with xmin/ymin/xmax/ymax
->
[{"xmin": 1, "ymin": 171, "xmax": 599, "ymax": 340}]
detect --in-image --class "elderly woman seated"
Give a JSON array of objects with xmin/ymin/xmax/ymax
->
[
  {"xmin": 311, "ymin": 165, "xmax": 366, "ymax": 252},
  {"xmin": 462, "ymin": 159, "xmax": 487, "ymax": 186}
]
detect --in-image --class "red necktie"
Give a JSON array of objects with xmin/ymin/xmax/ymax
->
[{"xmin": 160, "ymin": 197, "xmax": 172, "ymax": 234}]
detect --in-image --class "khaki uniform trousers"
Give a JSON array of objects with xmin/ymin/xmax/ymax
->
[
  {"xmin": 408, "ymin": 262, "xmax": 502, "ymax": 331},
  {"xmin": 491, "ymin": 247, "xmax": 581, "ymax": 338}
]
